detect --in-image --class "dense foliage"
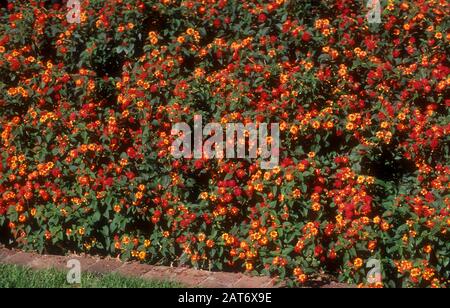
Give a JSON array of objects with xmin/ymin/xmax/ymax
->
[{"xmin": 0, "ymin": 0, "xmax": 449, "ymax": 287}]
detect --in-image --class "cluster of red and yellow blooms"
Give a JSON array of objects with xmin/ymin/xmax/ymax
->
[{"xmin": 0, "ymin": 0, "xmax": 449, "ymax": 287}]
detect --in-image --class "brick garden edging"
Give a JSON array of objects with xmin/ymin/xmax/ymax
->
[
  {"xmin": 0, "ymin": 246, "xmax": 352, "ymax": 288},
  {"xmin": 0, "ymin": 247, "xmax": 282, "ymax": 288}
]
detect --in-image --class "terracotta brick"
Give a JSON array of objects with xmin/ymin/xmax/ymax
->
[
  {"xmin": 169, "ymin": 268, "xmax": 211, "ymax": 287},
  {"xmin": 199, "ymin": 271, "xmax": 242, "ymax": 288},
  {"xmin": 0, "ymin": 248, "xmax": 300, "ymax": 288},
  {"xmin": 114, "ymin": 262, "xmax": 156, "ymax": 277},
  {"xmin": 199, "ymin": 276, "xmax": 234, "ymax": 288},
  {"xmin": 3, "ymin": 252, "xmax": 37, "ymax": 266},
  {"xmin": 28, "ymin": 255, "xmax": 68, "ymax": 271},
  {"xmin": 266, "ymin": 278, "xmax": 286, "ymax": 288},
  {"xmin": 0, "ymin": 248, "xmax": 17, "ymax": 262},
  {"xmin": 233, "ymin": 275, "xmax": 273, "ymax": 288},
  {"xmin": 141, "ymin": 266, "xmax": 177, "ymax": 282},
  {"xmin": 212, "ymin": 271, "xmax": 243, "ymax": 281},
  {"xmin": 86, "ymin": 259, "xmax": 123, "ymax": 274},
  {"xmin": 67, "ymin": 255, "xmax": 98, "ymax": 270},
  {"xmin": 172, "ymin": 266, "xmax": 189, "ymax": 275}
]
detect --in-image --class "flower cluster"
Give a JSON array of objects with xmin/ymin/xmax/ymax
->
[{"xmin": 0, "ymin": 0, "xmax": 449, "ymax": 287}]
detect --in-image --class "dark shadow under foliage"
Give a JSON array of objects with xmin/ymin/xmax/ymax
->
[{"xmin": 361, "ymin": 145, "xmax": 416, "ymax": 184}]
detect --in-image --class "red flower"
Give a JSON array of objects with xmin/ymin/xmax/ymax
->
[
  {"xmin": 314, "ymin": 245, "xmax": 324, "ymax": 257},
  {"xmin": 9, "ymin": 58, "xmax": 20, "ymax": 71},
  {"xmin": 301, "ymin": 31, "xmax": 311, "ymax": 42},
  {"xmin": 213, "ymin": 18, "xmax": 221, "ymax": 28},
  {"xmin": 127, "ymin": 147, "xmax": 136, "ymax": 159},
  {"xmin": 258, "ymin": 13, "xmax": 267, "ymax": 23}
]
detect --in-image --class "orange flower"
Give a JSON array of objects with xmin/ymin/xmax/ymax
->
[
  {"xmin": 138, "ymin": 251, "xmax": 146, "ymax": 260},
  {"xmin": 198, "ymin": 233, "xmax": 206, "ymax": 242},
  {"xmin": 310, "ymin": 120, "xmax": 320, "ymax": 129},
  {"xmin": 346, "ymin": 122, "xmax": 356, "ymax": 130},
  {"xmin": 311, "ymin": 202, "xmax": 321, "ymax": 211},
  {"xmin": 423, "ymin": 245, "xmax": 432, "ymax": 254},
  {"xmin": 177, "ymin": 36, "xmax": 185, "ymax": 44},
  {"xmin": 354, "ymin": 258, "xmax": 363, "ymax": 269},
  {"xmin": 297, "ymin": 274, "xmax": 307, "ymax": 283},
  {"xmin": 368, "ymin": 241, "xmax": 377, "ymax": 251},
  {"xmin": 269, "ymin": 230, "xmax": 278, "ymax": 239},
  {"xmin": 206, "ymin": 239, "xmax": 215, "ymax": 248},
  {"xmin": 381, "ymin": 221, "xmax": 390, "ymax": 231},
  {"xmin": 410, "ymin": 268, "xmax": 421, "ymax": 278}
]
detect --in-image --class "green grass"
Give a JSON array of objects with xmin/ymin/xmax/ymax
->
[{"xmin": 0, "ymin": 264, "xmax": 184, "ymax": 288}]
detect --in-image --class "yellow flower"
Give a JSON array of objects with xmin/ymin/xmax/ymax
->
[
  {"xmin": 354, "ymin": 258, "xmax": 363, "ymax": 269},
  {"xmin": 324, "ymin": 121, "xmax": 334, "ymax": 129},
  {"xmin": 150, "ymin": 37, "xmax": 158, "ymax": 45},
  {"xmin": 381, "ymin": 221, "xmax": 390, "ymax": 231},
  {"xmin": 78, "ymin": 227, "xmax": 85, "ymax": 236},
  {"xmin": 139, "ymin": 251, "xmax": 147, "ymax": 260},
  {"xmin": 290, "ymin": 125, "xmax": 299, "ymax": 135},
  {"xmin": 397, "ymin": 113, "xmax": 406, "ymax": 121},
  {"xmin": 270, "ymin": 230, "xmax": 278, "ymax": 239},
  {"xmin": 423, "ymin": 245, "xmax": 432, "ymax": 254},
  {"xmin": 311, "ymin": 202, "xmax": 321, "ymax": 211},
  {"xmin": 410, "ymin": 268, "xmax": 421, "ymax": 278},
  {"xmin": 381, "ymin": 121, "xmax": 389, "ymax": 129},
  {"xmin": 348, "ymin": 113, "xmax": 358, "ymax": 122},
  {"xmin": 177, "ymin": 36, "xmax": 185, "ymax": 44},
  {"xmin": 206, "ymin": 239, "xmax": 215, "ymax": 248},
  {"xmin": 366, "ymin": 176, "xmax": 375, "ymax": 184},
  {"xmin": 346, "ymin": 122, "xmax": 355, "ymax": 130},
  {"xmin": 135, "ymin": 191, "xmax": 143, "ymax": 200},
  {"xmin": 144, "ymin": 239, "xmax": 151, "ymax": 247},
  {"xmin": 198, "ymin": 233, "xmax": 206, "ymax": 242}
]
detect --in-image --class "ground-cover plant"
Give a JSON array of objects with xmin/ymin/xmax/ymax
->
[
  {"xmin": 0, "ymin": 0, "xmax": 449, "ymax": 287},
  {"xmin": 0, "ymin": 264, "xmax": 183, "ymax": 288}
]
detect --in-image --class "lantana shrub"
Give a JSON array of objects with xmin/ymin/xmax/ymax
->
[{"xmin": 0, "ymin": 0, "xmax": 449, "ymax": 288}]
